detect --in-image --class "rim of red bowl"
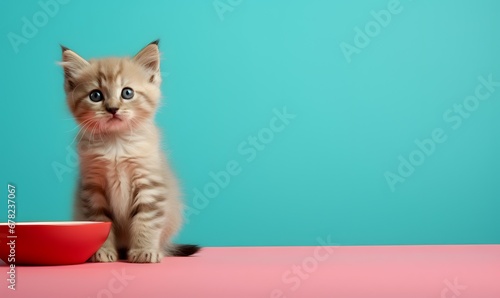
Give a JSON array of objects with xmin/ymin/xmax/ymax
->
[{"xmin": 0, "ymin": 221, "xmax": 109, "ymax": 226}]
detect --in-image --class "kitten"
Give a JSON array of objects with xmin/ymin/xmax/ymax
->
[{"xmin": 61, "ymin": 40, "xmax": 199, "ymax": 263}]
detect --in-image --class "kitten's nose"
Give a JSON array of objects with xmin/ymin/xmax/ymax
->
[{"xmin": 106, "ymin": 107, "xmax": 119, "ymax": 115}]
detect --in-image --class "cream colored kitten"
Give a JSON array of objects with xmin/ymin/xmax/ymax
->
[{"xmin": 61, "ymin": 40, "xmax": 199, "ymax": 263}]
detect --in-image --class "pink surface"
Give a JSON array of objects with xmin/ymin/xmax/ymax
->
[{"xmin": 1, "ymin": 245, "xmax": 499, "ymax": 298}]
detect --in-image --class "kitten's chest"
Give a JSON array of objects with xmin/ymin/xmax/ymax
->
[
  {"xmin": 94, "ymin": 141, "xmax": 146, "ymax": 220},
  {"xmin": 81, "ymin": 133, "xmax": 158, "ymax": 219},
  {"xmin": 106, "ymin": 156, "xmax": 133, "ymax": 221}
]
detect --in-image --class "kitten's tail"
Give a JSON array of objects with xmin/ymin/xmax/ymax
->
[{"xmin": 168, "ymin": 244, "xmax": 201, "ymax": 257}]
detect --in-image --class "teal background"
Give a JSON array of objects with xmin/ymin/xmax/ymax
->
[{"xmin": 0, "ymin": 0, "xmax": 499, "ymax": 246}]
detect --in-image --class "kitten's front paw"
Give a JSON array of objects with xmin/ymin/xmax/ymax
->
[
  {"xmin": 128, "ymin": 249, "xmax": 163, "ymax": 263},
  {"xmin": 90, "ymin": 247, "xmax": 118, "ymax": 262}
]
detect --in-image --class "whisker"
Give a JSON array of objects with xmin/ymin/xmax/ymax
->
[
  {"xmin": 69, "ymin": 120, "xmax": 93, "ymax": 147},
  {"xmin": 71, "ymin": 124, "xmax": 88, "ymax": 145},
  {"xmin": 126, "ymin": 120, "xmax": 135, "ymax": 145},
  {"xmin": 129, "ymin": 117, "xmax": 150, "ymax": 134},
  {"xmin": 98, "ymin": 121, "xmax": 104, "ymax": 143},
  {"xmin": 66, "ymin": 118, "xmax": 93, "ymax": 133},
  {"xmin": 89, "ymin": 123, "xmax": 98, "ymax": 144}
]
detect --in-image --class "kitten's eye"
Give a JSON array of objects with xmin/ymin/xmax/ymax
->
[
  {"xmin": 121, "ymin": 87, "xmax": 134, "ymax": 100},
  {"xmin": 89, "ymin": 90, "xmax": 103, "ymax": 102}
]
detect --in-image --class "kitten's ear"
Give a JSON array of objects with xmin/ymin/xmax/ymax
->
[
  {"xmin": 60, "ymin": 46, "xmax": 89, "ymax": 89},
  {"xmin": 133, "ymin": 40, "xmax": 160, "ymax": 74}
]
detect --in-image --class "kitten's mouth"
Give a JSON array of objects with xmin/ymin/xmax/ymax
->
[
  {"xmin": 107, "ymin": 115, "xmax": 123, "ymax": 122},
  {"xmin": 103, "ymin": 115, "xmax": 127, "ymax": 132}
]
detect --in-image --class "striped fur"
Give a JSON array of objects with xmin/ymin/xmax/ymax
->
[{"xmin": 61, "ymin": 41, "xmax": 198, "ymax": 263}]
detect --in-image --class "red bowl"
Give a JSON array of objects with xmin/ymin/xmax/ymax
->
[{"xmin": 0, "ymin": 221, "xmax": 111, "ymax": 266}]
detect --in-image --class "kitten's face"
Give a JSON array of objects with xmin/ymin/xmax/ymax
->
[{"xmin": 61, "ymin": 41, "xmax": 161, "ymax": 134}]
